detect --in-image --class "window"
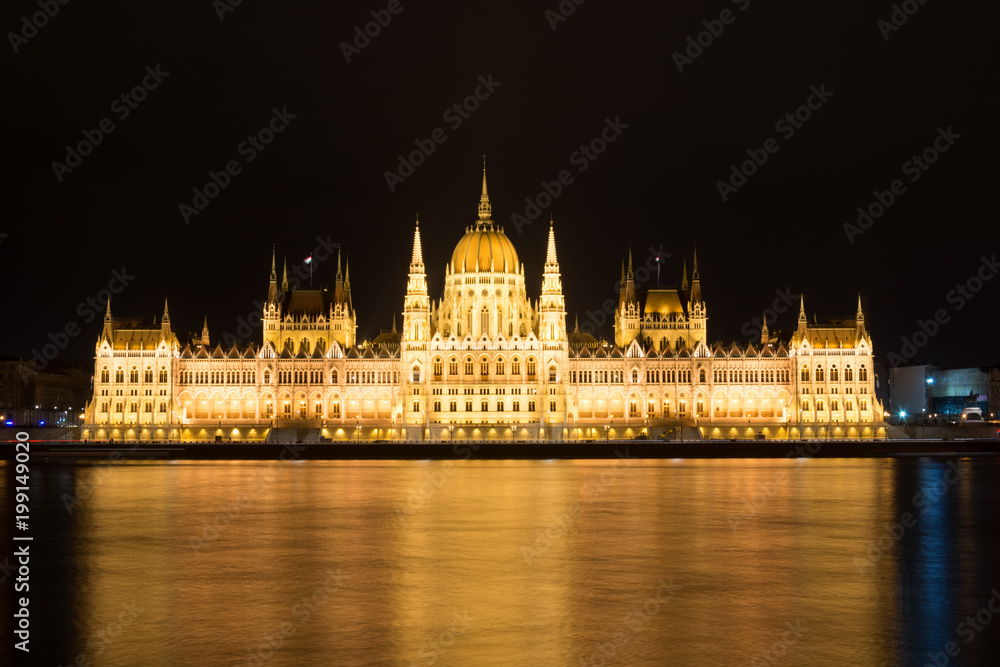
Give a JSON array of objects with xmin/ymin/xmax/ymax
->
[
  {"xmin": 283, "ymin": 402, "xmax": 291, "ymax": 415},
  {"xmin": 831, "ymin": 400, "xmax": 840, "ymax": 411},
  {"xmin": 860, "ymin": 399, "xmax": 868, "ymax": 411},
  {"xmin": 497, "ymin": 399, "xmax": 504, "ymax": 412},
  {"xmin": 846, "ymin": 400, "xmax": 854, "ymax": 411},
  {"xmin": 512, "ymin": 358, "xmax": 521, "ymax": 375},
  {"xmin": 801, "ymin": 399, "xmax": 810, "ymax": 411},
  {"xmin": 129, "ymin": 367, "xmax": 138, "ymax": 383},
  {"xmin": 481, "ymin": 399, "xmax": 488, "ymax": 411},
  {"xmin": 844, "ymin": 366, "xmax": 853, "ymax": 382},
  {"xmin": 830, "ymin": 366, "xmax": 839, "ymax": 382},
  {"xmin": 481, "ymin": 358, "xmax": 489, "ymax": 376},
  {"xmin": 100, "ymin": 401, "xmax": 108, "ymax": 412},
  {"xmin": 114, "ymin": 401, "xmax": 123, "ymax": 413},
  {"xmin": 549, "ymin": 366, "xmax": 557, "ymax": 382},
  {"xmin": 631, "ymin": 370, "xmax": 638, "ymax": 383},
  {"xmin": 449, "ymin": 358, "xmax": 458, "ymax": 376},
  {"xmin": 100, "ymin": 367, "xmax": 109, "ymax": 383},
  {"xmin": 497, "ymin": 360, "xmax": 505, "ymax": 375},
  {"xmin": 859, "ymin": 366, "xmax": 868, "ymax": 382},
  {"xmin": 159, "ymin": 367, "xmax": 168, "ymax": 383},
  {"xmin": 816, "ymin": 399, "xmax": 825, "ymax": 411},
  {"xmin": 158, "ymin": 402, "xmax": 166, "ymax": 413},
  {"xmin": 800, "ymin": 366, "xmax": 809, "ymax": 382},
  {"xmin": 513, "ymin": 400, "xmax": 520, "ymax": 412},
  {"xmin": 527, "ymin": 358, "xmax": 536, "ymax": 376},
  {"xmin": 815, "ymin": 365, "xmax": 824, "ymax": 382},
  {"xmin": 465, "ymin": 358, "xmax": 474, "ymax": 375},
  {"xmin": 433, "ymin": 358, "xmax": 443, "ymax": 377},
  {"xmin": 128, "ymin": 401, "xmax": 138, "ymax": 413},
  {"xmin": 450, "ymin": 400, "xmax": 457, "ymax": 412},
  {"xmin": 433, "ymin": 400, "xmax": 441, "ymax": 412},
  {"xmin": 549, "ymin": 400, "xmax": 556, "ymax": 412},
  {"xmin": 528, "ymin": 400, "xmax": 536, "ymax": 412},
  {"xmin": 144, "ymin": 367, "xmax": 153, "ymax": 383},
  {"xmin": 330, "ymin": 370, "xmax": 338, "ymax": 383},
  {"xmin": 412, "ymin": 400, "xmax": 420, "ymax": 413},
  {"xmin": 465, "ymin": 400, "xmax": 473, "ymax": 412},
  {"xmin": 699, "ymin": 369, "xmax": 706, "ymax": 383},
  {"xmin": 263, "ymin": 370, "xmax": 271, "ymax": 384},
  {"xmin": 143, "ymin": 402, "xmax": 152, "ymax": 413},
  {"xmin": 412, "ymin": 366, "xmax": 420, "ymax": 382}
]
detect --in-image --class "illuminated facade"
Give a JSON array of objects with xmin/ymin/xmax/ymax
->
[{"xmin": 82, "ymin": 168, "xmax": 884, "ymax": 442}]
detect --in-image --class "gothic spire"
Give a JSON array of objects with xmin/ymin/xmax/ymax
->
[
  {"xmin": 411, "ymin": 215, "xmax": 424, "ymax": 268},
  {"xmin": 761, "ymin": 312, "xmax": 769, "ymax": 346},
  {"xmin": 856, "ymin": 294, "xmax": 864, "ymax": 321},
  {"xmin": 281, "ymin": 256, "xmax": 288, "ymax": 291},
  {"xmin": 692, "ymin": 245, "xmax": 700, "ymax": 279},
  {"xmin": 798, "ymin": 294, "xmax": 807, "ymax": 323},
  {"xmin": 681, "ymin": 254, "xmax": 689, "ymax": 292},
  {"xmin": 270, "ymin": 244, "xmax": 276, "ymax": 281},
  {"xmin": 545, "ymin": 215, "xmax": 558, "ymax": 269},
  {"xmin": 162, "ymin": 297, "xmax": 170, "ymax": 322},
  {"xmin": 477, "ymin": 156, "xmax": 492, "ymax": 225},
  {"xmin": 201, "ymin": 315, "xmax": 210, "ymax": 346}
]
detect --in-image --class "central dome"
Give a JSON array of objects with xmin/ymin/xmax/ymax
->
[
  {"xmin": 451, "ymin": 224, "xmax": 519, "ymax": 273},
  {"xmin": 449, "ymin": 165, "xmax": 519, "ymax": 273}
]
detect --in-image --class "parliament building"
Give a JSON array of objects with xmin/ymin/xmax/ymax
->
[{"xmin": 82, "ymin": 168, "xmax": 885, "ymax": 442}]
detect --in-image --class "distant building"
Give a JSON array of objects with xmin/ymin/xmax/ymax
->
[
  {"xmin": 889, "ymin": 364, "xmax": 990, "ymax": 422},
  {"xmin": 0, "ymin": 356, "xmax": 91, "ymax": 426},
  {"xmin": 989, "ymin": 368, "xmax": 1000, "ymax": 421},
  {"xmin": 82, "ymin": 166, "xmax": 885, "ymax": 441}
]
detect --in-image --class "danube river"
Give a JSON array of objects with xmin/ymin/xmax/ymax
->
[{"xmin": 4, "ymin": 456, "xmax": 999, "ymax": 666}]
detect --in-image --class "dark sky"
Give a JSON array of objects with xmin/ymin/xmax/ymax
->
[{"xmin": 2, "ymin": 1, "xmax": 997, "ymax": 370}]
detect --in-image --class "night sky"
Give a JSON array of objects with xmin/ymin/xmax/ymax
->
[{"xmin": 2, "ymin": 1, "xmax": 997, "ymax": 369}]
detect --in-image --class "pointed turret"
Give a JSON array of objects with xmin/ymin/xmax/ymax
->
[
  {"xmin": 798, "ymin": 294, "xmax": 807, "ymax": 324},
  {"xmin": 574, "ymin": 313, "xmax": 580, "ymax": 333},
  {"xmin": 681, "ymin": 254, "xmax": 689, "ymax": 292},
  {"xmin": 477, "ymin": 157, "xmax": 492, "ymax": 226},
  {"xmin": 760, "ymin": 312, "xmax": 769, "ymax": 346},
  {"xmin": 855, "ymin": 294, "xmax": 866, "ymax": 341},
  {"xmin": 281, "ymin": 256, "xmax": 288, "ymax": 292},
  {"xmin": 201, "ymin": 315, "xmax": 210, "ymax": 347},
  {"xmin": 268, "ymin": 245, "xmax": 278, "ymax": 303},
  {"xmin": 624, "ymin": 247, "xmax": 636, "ymax": 305},
  {"xmin": 544, "ymin": 215, "xmax": 559, "ymax": 271},
  {"xmin": 161, "ymin": 297, "xmax": 171, "ymax": 340},
  {"xmin": 102, "ymin": 298, "xmax": 114, "ymax": 340},
  {"xmin": 411, "ymin": 215, "xmax": 425, "ymax": 270},
  {"xmin": 344, "ymin": 256, "xmax": 352, "ymax": 310},
  {"xmin": 690, "ymin": 246, "xmax": 702, "ymax": 305},
  {"xmin": 334, "ymin": 249, "xmax": 344, "ymax": 303}
]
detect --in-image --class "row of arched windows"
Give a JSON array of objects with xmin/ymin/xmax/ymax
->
[
  {"xmin": 100, "ymin": 365, "xmax": 168, "ymax": 384},
  {"xmin": 800, "ymin": 364, "xmax": 867, "ymax": 383},
  {"xmin": 801, "ymin": 398, "xmax": 868, "ymax": 412},
  {"xmin": 431, "ymin": 399, "xmax": 536, "ymax": 413},
  {"xmin": 98, "ymin": 401, "xmax": 168, "ymax": 413},
  {"xmin": 429, "ymin": 356, "xmax": 537, "ymax": 379}
]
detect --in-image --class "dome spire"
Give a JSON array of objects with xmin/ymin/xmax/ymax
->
[
  {"xmin": 545, "ymin": 215, "xmax": 558, "ymax": 267},
  {"xmin": 411, "ymin": 214, "xmax": 424, "ymax": 269},
  {"xmin": 477, "ymin": 154, "xmax": 492, "ymax": 226}
]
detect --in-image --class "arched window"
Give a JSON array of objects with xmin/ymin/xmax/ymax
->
[
  {"xmin": 481, "ymin": 399, "xmax": 488, "ymax": 411},
  {"xmin": 158, "ymin": 402, "xmax": 167, "ymax": 413},
  {"xmin": 412, "ymin": 366, "xmax": 420, "ymax": 382},
  {"xmin": 412, "ymin": 400, "xmax": 420, "ymax": 413},
  {"xmin": 101, "ymin": 367, "xmax": 110, "ymax": 383},
  {"xmin": 699, "ymin": 369, "xmax": 706, "ymax": 383},
  {"xmin": 159, "ymin": 367, "xmax": 168, "ymax": 383},
  {"xmin": 284, "ymin": 337, "xmax": 294, "ymax": 351},
  {"xmin": 330, "ymin": 370, "xmax": 338, "ymax": 383},
  {"xmin": 263, "ymin": 370, "xmax": 271, "ymax": 384},
  {"xmin": 846, "ymin": 399, "xmax": 854, "ymax": 411},
  {"xmin": 513, "ymin": 400, "xmax": 520, "ymax": 412},
  {"xmin": 129, "ymin": 366, "xmax": 139, "ymax": 383},
  {"xmin": 830, "ymin": 366, "xmax": 839, "ymax": 382},
  {"xmin": 631, "ymin": 370, "xmax": 638, "ymax": 383},
  {"xmin": 433, "ymin": 400, "xmax": 441, "ymax": 412},
  {"xmin": 801, "ymin": 399, "xmax": 810, "ymax": 411},
  {"xmin": 465, "ymin": 400, "xmax": 473, "ymax": 412},
  {"xmin": 527, "ymin": 358, "xmax": 536, "ymax": 376},
  {"xmin": 128, "ymin": 401, "xmax": 138, "ymax": 413},
  {"xmin": 496, "ymin": 360, "xmax": 505, "ymax": 376},
  {"xmin": 511, "ymin": 358, "xmax": 521, "ymax": 375},
  {"xmin": 549, "ymin": 366, "xmax": 557, "ymax": 382},
  {"xmin": 831, "ymin": 400, "xmax": 839, "ymax": 411},
  {"xmin": 816, "ymin": 399, "xmax": 825, "ymax": 411},
  {"xmin": 449, "ymin": 400, "xmax": 457, "ymax": 412},
  {"xmin": 860, "ymin": 399, "xmax": 868, "ymax": 411},
  {"xmin": 815, "ymin": 365, "xmax": 824, "ymax": 382},
  {"xmin": 844, "ymin": 365, "xmax": 853, "ymax": 382},
  {"xmin": 433, "ymin": 358, "xmax": 443, "ymax": 377},
  {"xmin": 100, "ymin": 401, "xmax": 108, "ymax": 412},
  {"xmin": 114, "ymin": 401, "xmax": 123, "ymax": 413},
  {"xmin": 481, "ymin": 307, "xmax": 489, "ymax": 336},
  {"xmin": 144, "ymin": 366, "xmax": 153, "ymax": 383},
  {"xmin": 497, "ymin": 400, "xmax": 504, "ymax": 412},
  {"xmin": 143, "ymin": 402, "xmax": 152, "ymax": 413},
  {"xmin": 465, "ymin": 358, "xmax": 474, "ymax": 375},
  {"xmin": 859, "ymin": 365, "xmax": 868, "ymax": 382},
  {"xmin": 481, "ymin": 358, "xmax": 489, "ymax": 376},
  {"xmin": 449, "ymin": 357, "xmax": 458, "ymax": 376}
]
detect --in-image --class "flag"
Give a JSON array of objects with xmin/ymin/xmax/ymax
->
[{"xmin": 304, "ymin": 256, "xmax": 313, "ymax": 264}]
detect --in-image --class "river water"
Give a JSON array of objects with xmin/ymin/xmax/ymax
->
[{"xmin": 3, "ymin": 456, "xmax": 999, "ymax": 666}]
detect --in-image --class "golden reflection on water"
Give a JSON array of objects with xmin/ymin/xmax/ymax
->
[{"xmin": 51, "ymin": 457, "xmax": 993, "ymax": 666}]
